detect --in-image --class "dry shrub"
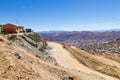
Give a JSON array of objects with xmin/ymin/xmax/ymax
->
[{"xmin": 0, "ymin": 38, "xmax": 4, "ymax": 42}]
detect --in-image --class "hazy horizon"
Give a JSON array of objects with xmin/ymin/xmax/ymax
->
[{"xmin": 38, "ymin": 28, "xmax": 120, "ymax": 32}]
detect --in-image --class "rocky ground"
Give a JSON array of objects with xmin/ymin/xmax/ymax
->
[
  {"xmin": 0, "ymin": 35, "xmax": 81, "ymax": 80},
  {"xmin": 48, "ymin": 42, "xmax": 120, "ymax": 80},
  {"xmin": 0, "ymin": 34, "xmax": 120, "ymax": 80}
]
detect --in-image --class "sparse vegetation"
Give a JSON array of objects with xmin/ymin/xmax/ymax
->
[
  {"xmin": 0, "ymin": 38, "xmax": 4, "ymax": 42},
  {"xmin": 7, "ymin": 42, "xmax": 12, "ymax": 45},
  {"xmin": 12, "ymin": 52, "xmax": 21, "ymax": 59},
  {"xmin": 35, "ymin": 54, "xmax": 41, "ymax": 59},
  {"xmin": 8, "ymin": 35, "xmax": 17, "ymax": 40}
]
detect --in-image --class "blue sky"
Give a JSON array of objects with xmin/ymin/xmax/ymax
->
[{"xmin": 0, "ymin": 0, "xmax": 120, "ymax": 31}]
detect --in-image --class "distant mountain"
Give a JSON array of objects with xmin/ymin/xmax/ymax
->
[
  {"xmin": 38, "ymin": 29, "xmax": 120, "ymax": 33},
  {"xmin": 39, "ymin": 31, "xmax": 120, "ymax": 41},
  {"xmin": 38, "ymin": 30, "xmax": 65, "ymax": 33},
  {"xmin": 110, "ymin": 29, "xmax": 120, "ymax": 31},
  {"xmin": 39, "ymin": 30, "xmax": 120, "ymax": 55},
  {"xmin": 91, "ymin": 29, "xmax": 120, "ymax": 32}
]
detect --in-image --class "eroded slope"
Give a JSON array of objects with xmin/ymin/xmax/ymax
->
[
  {"xmin": 0, "ymin": 35, "xmax": 81, "ymax": 80},
  {"xmin": 48, "ymin": 41, "xmax": 120, "ymax": 80}
]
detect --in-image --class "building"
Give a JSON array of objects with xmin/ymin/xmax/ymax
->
[
  {"xmin": 2, "ymin": 23, "xmax": 24, "ymax": 34},
  {"xmin": 25, "ymin": 28, "xmax": 33, "ymax": 32}
]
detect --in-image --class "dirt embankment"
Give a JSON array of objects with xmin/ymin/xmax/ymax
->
[
  {"xmin": 63, "ymin": 44, "xmax": 120, "ymax": 79},
  {"xmin": 1, "ymin": 34, "xmax": 120, "ymax": 80},
  {"xmin": 48, "ymin": 42, "xmax": 119, "ymax": 80},
  {"xmin": 103, "ymin": 53, "xmax": 120, "ymax": 63},
  {"xmin": 0, "ymin": 35, "xmax": 81, "ymax": 80}
]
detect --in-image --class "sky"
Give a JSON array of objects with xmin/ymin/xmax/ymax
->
[{"xmin": 0, "ymin": 0, "xmax": 120, "ymax": 31}]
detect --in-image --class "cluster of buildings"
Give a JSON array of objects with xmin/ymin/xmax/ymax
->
[{"xmin": 0, "ymin": 23, "xmax": 32, "ymax": 34}]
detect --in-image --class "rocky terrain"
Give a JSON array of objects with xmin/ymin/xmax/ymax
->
[
  {"xmin": 0, "ymin": 33, "xmax": 120, "ymax": 80},
  {"xmin": 77, "ymin": 38, "xmax": 120, "ymax": 54},
  {"xmin": 3, "ymin": 32, "xmax": 57, "ymax": 65},
  {"xmin": 0, "ymin": 34, "xmax": 81, "ymax": 80}
]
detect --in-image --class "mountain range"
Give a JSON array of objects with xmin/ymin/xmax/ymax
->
[{"xmin": 39, "ymin": 31, "xmax": 120, "ymax": 41}]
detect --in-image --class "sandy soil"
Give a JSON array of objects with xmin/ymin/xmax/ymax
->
[
  {"xmin": 0, "ymin": 34, "xmax": 119, "ymax": 80},
  {"xmin": 48, "ymin": 41, "xmax": 119, "ymax": 80},
  {"xmin": 0, "ymin": 35, "xmax": 81, "ymax": 80}
]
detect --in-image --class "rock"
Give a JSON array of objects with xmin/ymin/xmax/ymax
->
[
  {"xmin": 37, "ymin": 41, "xmax": 44, "ymax": 50},
  {"xmin": 62, "ymin": 75, "xmax": 74, "ymax": 80},
  {"xmin": 12, "ymin": 52, "xmax": 21, "ymax": 59}
]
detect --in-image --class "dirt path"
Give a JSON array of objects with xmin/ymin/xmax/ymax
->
[{"xmin": 48, "ymin": 41, "xmax": 119, "ymax": 80}]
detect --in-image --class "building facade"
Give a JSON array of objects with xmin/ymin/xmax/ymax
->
[{"xmin": 2, "ymin": 23, "xmax": 24, "ymax": 34}]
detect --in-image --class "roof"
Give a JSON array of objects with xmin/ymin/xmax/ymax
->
[
  {"xmin": 10, "ymin": 23, "xmax": 24, "ymax": 27},
  {"xmin": 3, "ymin": 23, "xmax": 24, "ymax": 28}
]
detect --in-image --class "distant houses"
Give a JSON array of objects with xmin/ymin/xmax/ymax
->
[{"xmin": 0, "ymin": 23, "xmax": 33, "ymax": 34}]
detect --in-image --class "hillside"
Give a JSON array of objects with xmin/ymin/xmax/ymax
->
[
  {"xmin": 78, "ymin": 38, "xmax": 120, "ymax": 54},
  {"xmin": 0, "ymin": 34, "xmax": 120, "ymax": 80},
  {"xmin": 0, "ymin": 35, "xmax": 82, "ymax": 80},
  {"xmin": 63, "ymin": 44, "xmax": 120, "ymax": 79},
  {"xmin": 48, "ymin": 42, "xmax": 120, "ymax": 80},
  {"xmin": 40, "ymin": 31, "xmax": 120, "ymax": 54},
  {"xmin": 2, "ymin": 32, "xmax": 57, "ymax": 65}
]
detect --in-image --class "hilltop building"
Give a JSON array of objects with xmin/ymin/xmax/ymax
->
[{"xmin": 0, "ymin": 23, "xmax": 24, "ymax": 34}]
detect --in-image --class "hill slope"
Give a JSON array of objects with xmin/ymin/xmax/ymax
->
[
  {"xmin": 48, "ymin": 42, "xmax": 120, "ymax": 80},
  {"xmin": 0, "ymin": 35, "xmax": 82, "ymax": 80},
  {"xmin": 0, "ymin": 34, "xmax": 120, "ymax": 80}
]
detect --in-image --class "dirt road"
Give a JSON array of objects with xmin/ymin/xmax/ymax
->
[{"xmin": 48, "ymin": 41, "xmax": 119, "ymax": 80}]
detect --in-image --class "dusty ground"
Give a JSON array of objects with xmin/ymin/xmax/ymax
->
[
  {"xmin": 64, "ymin": 45, "xmax": 120, "ymax": 79},
  {"xmin": 48, "ymin": 41, "xmax": 120, "ymax": 80},
  {"xmin": 103, "ymin": 53, "xmax": 120, "ymax": 63},
  {"xmin": 0, "ymin": 34, "xmax": 120, "ymax": 80},
  {"xmin": 0, "ymin": 35, "xmax": 81, "ymax": 80}
]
